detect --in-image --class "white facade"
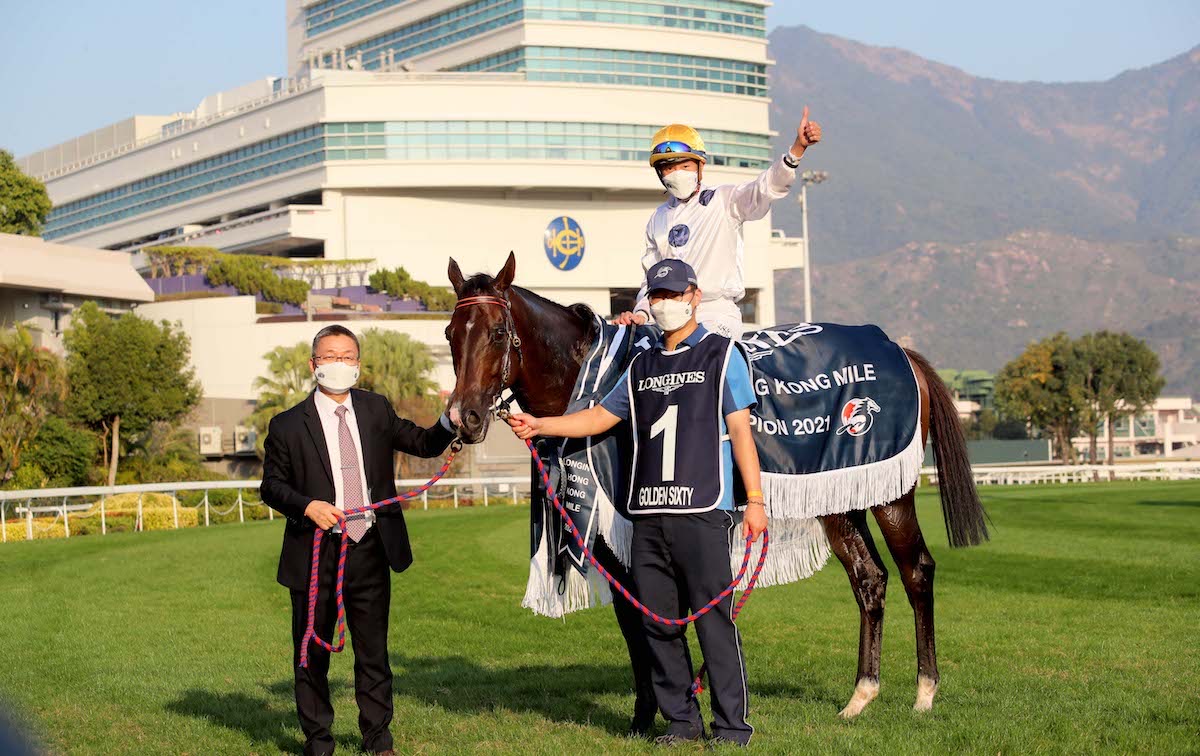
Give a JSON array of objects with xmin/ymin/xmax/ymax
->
[
  {"xmin": 0, "ymin": 233, "xmax": 154, "ymax": 354},
  {"xmin": 19, "ymin": 0, "xmax": 793, "ymax": 400},
  {"xmin": 1071, "ymin": 397, "xmax": 1200, "ymax": 459}
]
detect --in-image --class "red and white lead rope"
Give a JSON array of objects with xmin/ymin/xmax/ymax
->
[
  {"xmin": 298, "ymin": 431, "xmax": 769, "ymax": 697},
  {"xmin": 521, "ymin": 436, "xmax": 768, "ymax": 696},
  {"xmin": 299, "ymin": 442, "xmax": 462, "ymax": 668}
]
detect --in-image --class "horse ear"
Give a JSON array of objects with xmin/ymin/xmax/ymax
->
[
  {"xmin": 494, "ymin": 251, "xmax": 517, "ymax": 292},
  {"xmin": 448, "ymin": 257, "xmax": 465, "ymax": 296}
]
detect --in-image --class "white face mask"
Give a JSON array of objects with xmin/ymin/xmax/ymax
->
[
  {"xmin": 650, "ymin": 295, "xmax": 695, "ymax": 332},
  {"xmin": 660, "ymin": 170, "xmax": 699, "ymax": 200},
  {"xmin": 313, "ymin": 361, "xmax": 360, "ymax": 393}
]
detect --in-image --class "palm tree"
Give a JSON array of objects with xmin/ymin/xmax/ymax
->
[
  {"xmin": 357, "ymin": 329, "xmax": 447, "ymax": 478},
  {"xmin": 248, "ymin": 343, "xmax": 313, "ymax": 458},
  {"xmin": 0, "ymin": 326, "xmax": 68, "ymax": 485},
  {"xmin": 358, "ymin": 329, "xmax": 437, "ymax": 406}
]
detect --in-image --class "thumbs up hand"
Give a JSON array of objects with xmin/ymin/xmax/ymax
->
[{"xmin": 791, "ymin": 106, "xmax": 822, "ymax": 157}]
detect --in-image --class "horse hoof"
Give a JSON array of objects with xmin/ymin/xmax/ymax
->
[
  {"xmin": 837, "ymin": 679, "xmax": 879, "ymax": 719},
  {"xmin": 913, "ymin": 675, "xmax": 938, "ymax": 712}
]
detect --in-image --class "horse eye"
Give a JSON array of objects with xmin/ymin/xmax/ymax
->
[{"xmin": 444, "ymin": 326, "xmax": 451, "ymax": 341}]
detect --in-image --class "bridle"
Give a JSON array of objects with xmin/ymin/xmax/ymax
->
[{"xmin": 453, "ymin": 294, "xmax": 523, "ymax": 409}]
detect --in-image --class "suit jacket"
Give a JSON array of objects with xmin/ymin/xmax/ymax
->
[{"xmin": 261, "ymin": 388, "xmax": 457, "ymax": 590}]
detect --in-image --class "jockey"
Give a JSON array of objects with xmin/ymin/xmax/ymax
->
[{"xmin": 614, "ymin": 111, "xmax": 822, "ymax": 338}]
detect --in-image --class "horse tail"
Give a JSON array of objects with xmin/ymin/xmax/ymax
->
[{"xmin": 905, "ymin": 348, "xmax": 990, "ymax": 548}]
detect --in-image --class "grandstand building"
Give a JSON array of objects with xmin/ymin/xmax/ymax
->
[
  {"xmin": 20, "ymin": 0, "xmax": 783, "ymax": 321},
  {"xmin": 18, "ymin": 0, "xmax": 802, "ymax": 469}
]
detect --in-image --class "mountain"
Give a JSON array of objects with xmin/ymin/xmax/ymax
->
[
  {"xmin": 765, "ymin": 26, "xmax": 1200, "ymax": 396},
  {"xmin": 776, "ymin": 233, "xmax": 1200, "ymax": 394},
  {"xmin": 766, "ymin": 26, "xmax": 1200, "ymax": 259}
]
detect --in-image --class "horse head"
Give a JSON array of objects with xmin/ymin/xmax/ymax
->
[{"xmin": 445, "ymin": 252, "xmax": 521, "ymax": 444}]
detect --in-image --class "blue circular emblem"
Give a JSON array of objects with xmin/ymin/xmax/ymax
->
[
  {"xmin": 668, "ymin": 223, "xmax": 690, "ymax": 248},
  {"xmin": 543, "ymin": 216, "xmax": 585, "ymax": 271}
]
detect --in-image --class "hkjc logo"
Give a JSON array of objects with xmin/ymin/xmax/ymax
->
[
  {"xmin": 655, "ymin": 266, "xmax": 672, "ymax": 279},
  {"xmin": 836, "ymin": 397, "xmax": 881, "ymax": 437},
  {"xmin": 544, "ymin": 216, "xmax": 585, "ymax": 271}
]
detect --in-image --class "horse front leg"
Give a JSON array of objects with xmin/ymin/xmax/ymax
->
[
  {"xmin": 592, "ymin": 537, "xmax": 658, "ymax": 735},
  {"xmin": 820, "ymin": 510, "xmax": 889, "ymax": 718}
]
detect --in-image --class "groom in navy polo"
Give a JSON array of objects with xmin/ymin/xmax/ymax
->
[{"xmin": 506, "ymin": 260, "xmax": 768, "ymax": 746}]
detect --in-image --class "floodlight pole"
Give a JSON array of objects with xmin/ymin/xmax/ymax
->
[{"xmin": 798, "ymin": 170, "xmax": 829, "ymax": 323}]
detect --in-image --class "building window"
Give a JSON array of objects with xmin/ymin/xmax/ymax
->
[
  {"xmin": 305, "ymin": 0, "xmax": 767, "ymax": 40},
  {"xmin": 453, "ymin": 46, "xmax": 769, "ymax": 98},
  {"xmin": 738, "ymin": 289, "xmax": 759, "ymax": 324},
  {"xmin": 318, "ymin": 0, "xmax": 525, "ymax": 66},
  {"xmin": 46, "ymin": 121, "xmax": 770, "ymax": 239},
  {"xmin": 524, "ymin": 1, "xmax": 766, "ymax": 39},
  {"xmin": 609, "ymin": 288, "xmax": 641, "ymax": 318}
]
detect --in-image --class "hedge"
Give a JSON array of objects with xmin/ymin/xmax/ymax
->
[{"xmin": 1, "ymin": 504, "xmax": 199, "ymax": 541}]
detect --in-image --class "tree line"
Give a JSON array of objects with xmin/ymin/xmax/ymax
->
[
  {"xmin": 1, "ymin": 304, "xmax": 202, "ymax": 489},
  {"xmin": 994, "ymin": 331, "xmax": 1164, "ymax": 463},
  {"xmin": 0, "ymin": 308, "xmax": 446, "ymax": 491}
]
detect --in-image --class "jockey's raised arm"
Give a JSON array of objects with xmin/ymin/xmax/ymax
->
[{"xmin": 615, "ymin": 110, "xmax": 822, "ymax": 338}]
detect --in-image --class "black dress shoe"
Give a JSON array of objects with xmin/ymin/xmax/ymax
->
[
  {"xmin": 629, "ymin": 697, "xmax": 658, "ymax": 736},
  {"xmin": 707, "ymin": 734, "xmax": 750, "ymax": 748}
]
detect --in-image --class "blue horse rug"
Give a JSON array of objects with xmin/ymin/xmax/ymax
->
[{"xmin": 522, "ymin": 320, "xmax": 923, "ymax": 618}]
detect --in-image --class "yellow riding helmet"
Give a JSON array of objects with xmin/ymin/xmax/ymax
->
[{"xmin": 648, "ymin": 124, "xmax": 708, "ymax": 167}]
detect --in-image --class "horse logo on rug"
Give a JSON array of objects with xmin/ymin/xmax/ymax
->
[{"xmin": 836, "ymin": 397, "xmax": 882, "ymax": 437}]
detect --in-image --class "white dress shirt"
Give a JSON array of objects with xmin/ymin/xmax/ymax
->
[
  {"xmin": 313, "ymin": 389, "xmax": 375, "ymax": 533},
  {"xmin": 635, "ymin": 154, "xmax": 798, "ymax": 335}
]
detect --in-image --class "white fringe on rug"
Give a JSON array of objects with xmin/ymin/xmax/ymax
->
[
  {"xmin": 760, "ymin": 418, "xmax": 925, "ymax": 521},
  {"xmin": 521, "ymin": 487, "xmax": 631, "ymax": 618},
  {"xmin": 733, "ymin": 515, "xmax": 831, "ymax": 590}
]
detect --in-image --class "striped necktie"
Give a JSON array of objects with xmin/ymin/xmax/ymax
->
[{"xmin": 334, "ymin": 405, "xmax": 368, "ymax": 542}]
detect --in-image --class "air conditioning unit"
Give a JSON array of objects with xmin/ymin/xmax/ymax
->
[
  {"xmin": 234, "ymin": 425, "xmax": 257, "ymax": 455},
  {"xmin": 198, "ymin": 426, "xmax": 223, "ymax": 456}
]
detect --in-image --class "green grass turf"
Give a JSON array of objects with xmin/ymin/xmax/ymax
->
[{"xmin": 0, "ymin": 481, "xmax": 1197, "ymax": 754}]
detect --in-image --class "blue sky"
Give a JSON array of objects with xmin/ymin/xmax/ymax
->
[{"xmin": 1, "ymin": 1, "xmax": 1196, "ymax": 157}]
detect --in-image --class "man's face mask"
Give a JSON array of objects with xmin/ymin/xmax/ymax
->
[
  {"xmin": 313, "ymin": 361, "xmax": 360, "ymax": 393},
  {"xmin": 650, "ymin": 291, "xmax": 696, "ymax": 332},
  {"xmin": 660, "ymin": 169, "xmax": 699, "ymax": 200}
]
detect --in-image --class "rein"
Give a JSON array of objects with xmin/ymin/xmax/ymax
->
[
  {"xmin": 498, "ymin": 405, "xmax": 769, "ymax": 697},
  {"xmin": 455, "ymin": 292, "xmax": 768, "ymax": 696},
  {"xmin": 298, "ymin": 439, "xmax": 463, "ymax": 669}
]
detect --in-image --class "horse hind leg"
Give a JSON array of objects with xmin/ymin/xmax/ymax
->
[
  {"xmin": 872, "ymin": 490, "xmax": 939, "ymax": 712},
  {"xmin": 820, "ymin": 511, "xmax": 888, "ymax": 719}
]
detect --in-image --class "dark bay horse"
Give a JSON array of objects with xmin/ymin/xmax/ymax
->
[{"xmin": 444, "ymin": 252, "xmax": 988, "ymax": 722}]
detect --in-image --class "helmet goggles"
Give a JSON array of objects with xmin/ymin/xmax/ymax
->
[{"xmin": 651, "ymin": 140, "xmax": 708, "ymax": 161}]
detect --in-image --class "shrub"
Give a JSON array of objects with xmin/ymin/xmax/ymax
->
[
  {"xmin": 177, "ymin": 488, "xmax": 273, "ymax": 524},
  {"xmin": 0, "ymin": 497, "xmax": 200, "ymax": 542},
  {"xmin": 368, "ymin": 267, "xmax": 456, "ymax": 312},
  {"xmin": 23, "ymin": 417, "xmax": 96, "ymax": 487},
  {"xmin": 207, "ymin": 256, "xmax": 310, "ymax": 305}
]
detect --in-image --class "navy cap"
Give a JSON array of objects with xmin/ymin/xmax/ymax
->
[{"xmin": 645, "ymin": 259, "xmax": 698, "ymax": 294}]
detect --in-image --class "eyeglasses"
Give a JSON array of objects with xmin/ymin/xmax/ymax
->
[
  {"xmin": 648, "ymin": 286, "xmax": 696, "ymax": 302},
  {"xmin": 313, "ymin": 355, "xmax": 359, "ymax": 365},
  {"xmin": 651, "ymin": 140, "xmax": 707, "ymax": 159}
]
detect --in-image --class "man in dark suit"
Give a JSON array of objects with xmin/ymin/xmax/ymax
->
[{"xmin": 261, "ymin": 325, "xmax": 457, "ymax": 756}]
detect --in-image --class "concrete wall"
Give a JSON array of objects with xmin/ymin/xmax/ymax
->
[{"xmin": 136, "ymin": 295, "xmax": 455, "ymax": 401}]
